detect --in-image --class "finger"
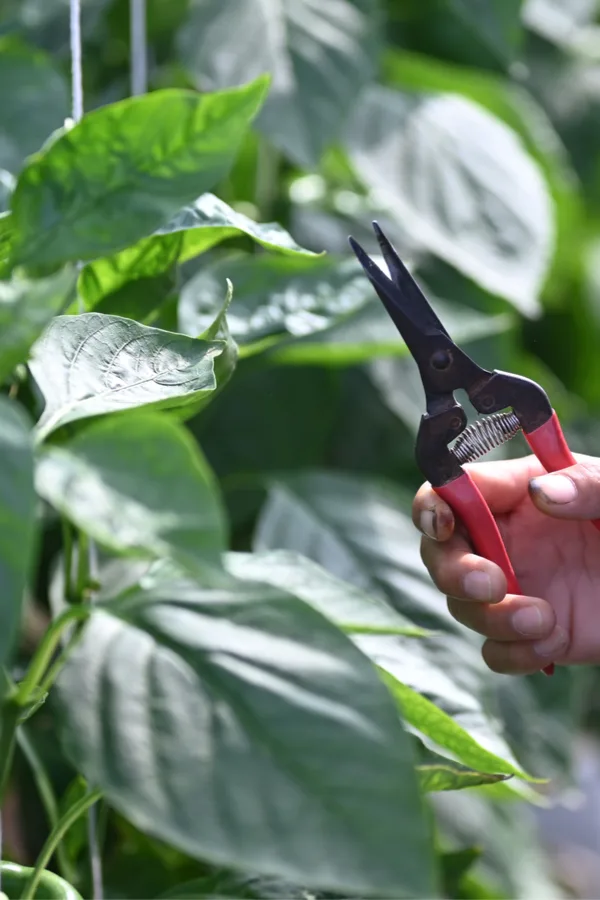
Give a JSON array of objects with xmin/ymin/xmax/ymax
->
[
  {"xmin": 412, "ymin": 483, "xmax": 455, "ymax": 541},
  {"xmin": 447, "ymin": 594, "xmax": 555, "ymax": 641},
  {"xmin": 420, "ymin": 534, "xmax": 507, "ymax": 602},
  {"xmin": 413, "ymin": 455, "xmax": 547, "ymax": 541},
  {"xmin": 482, "ymin": 626, "xmax": 570, "ymax": 675},
  {"xmin": 529, "ymin": 455, "xmax": 600, "ymax": 520}
]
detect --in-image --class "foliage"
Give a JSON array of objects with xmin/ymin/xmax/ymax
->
[{"xmin": 0, "ymin": 0, "xmax": 599, "ymax": 898}]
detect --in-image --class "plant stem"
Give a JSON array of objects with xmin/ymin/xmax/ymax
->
[
  {"xmin": 20, "ymin": 788, "xmax": 102, "ymax": 900},
  {"xmin": 16, "ymin": 726, "xmax": 77, "ymax": 885},
  {"xmin": 76, "ymin": 530, "xmax": 89, "ymax": 600},
  {"xmin": 0, "ymin": 699, "xmax": 20, "ymax": 806},
  {"xmin": 14, "ymin": 605, "xmax": 90, "ymax": 707},
  {"xmin": 62, "ymin": 518, "xmax": 74, "ymax": 603}
]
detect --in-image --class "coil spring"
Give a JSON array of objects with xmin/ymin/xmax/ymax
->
[{"xmin": 451, "ymin": 410, "xmax": 522, "ymax": 465}]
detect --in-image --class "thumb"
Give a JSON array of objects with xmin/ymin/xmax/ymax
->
[{"xmin": 529, "ymin": 460, "xmax": 600, "ymax": 520}]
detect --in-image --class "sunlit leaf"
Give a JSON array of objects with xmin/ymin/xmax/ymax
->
[
  {"xmin": 10, "ymin": 78, "xmax": 270, "ymax": 270},
  {"xmin": 35, "ymin": 412, "xmax": 227, "ymax": 575},
  {"xmin": 227, "ymin": 550, "xmax": 429, "ymax": 636},
  {"xmin": 29, "ymin": 313, "xmax": 224, "ymax": 442},
  {"xmin": 346, "ymin": 86, "xmax": 554, "ymax": 314},
  {"xmin": 254, "ymin": 471, "xmax": 538, "ymax": 779},
  {"xmin": 178, "ymin": 251, "xmax": 514, "ymax": 365},
  {"xmin": 56, "ymin": 569, "xmax": 436, "ymax": 897},
  {"xmin": 79, "ymin": 193, "xmax": 317, "ymax": 310},
  {"xmin": 178, "ymin": 0, "xmax": 380, "ymax": 168}
]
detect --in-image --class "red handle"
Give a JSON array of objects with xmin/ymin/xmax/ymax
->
[
  {"xmin": 434, "ymin": 471, "xmax": 554, "ymax": 676},
  {"xmin": 526, "ymin": 411, "xmax": 600, "ymax": 531},
  {"xmin": 435, "ymin": 471, "xmax": 521, "ymax": 594}
]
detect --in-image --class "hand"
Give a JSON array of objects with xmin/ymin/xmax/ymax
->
[{"xmin": 412, "ymin": 455, "xmax": 600, "ymax": 674}]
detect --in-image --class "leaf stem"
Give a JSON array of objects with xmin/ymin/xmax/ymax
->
[
  {"xmin": 0, "ymin": 698, "xmax": 20, "ymax": 805},
  {"xmin": 14, "ymin": 605, "xmax": 90, "ymax": 707},
  {"xmin": 20, "ymin": 788, "xmax": 102, "ymax": 900},
  {"xmin": 76, "ymin": 530, "xmax": 89, "ymax": 599},
  {"xmin": 16, "ymin": 726, "xmax": 78, "ymax": 885},
  {"xmin": 62, "ymin": 518, "xmax": 75, "ymax": 602}
]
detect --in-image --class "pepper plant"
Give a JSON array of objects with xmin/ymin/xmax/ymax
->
[{"xmin": 0, "ymin": 1, "xmax": 599, "ymax": 898}]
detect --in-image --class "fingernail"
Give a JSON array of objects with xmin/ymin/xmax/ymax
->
[
  {"xmin": 420, "ymin": 508, "xmax": 437, "ymax": 540},
  {"xmin": 463, "ymin": 570, "xmax": 492, "ymax": 601},
  {"xmin": 512, "ymin": 605, "xmax": 546, "ymax": 636},
  {"xmin": 533, "ymin": 626, "xmax": 568, "ymax": 658},
  {"xmin": 530, "ymin": 474, "xmax": 577, "ymax": 505}
]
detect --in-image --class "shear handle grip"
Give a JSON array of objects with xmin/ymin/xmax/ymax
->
[
  {"xmin": 525, "ymin": 411, "xmax": 600, "ymax": 532},
  {"xmin": 434, "ymin": 472, "xmax": 554, "ymax": 676},
  {"xmin": 434, "ymin": 472, "xmax": 521, "ymax": 595}
]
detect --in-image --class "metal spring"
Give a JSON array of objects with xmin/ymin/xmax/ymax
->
[{"xmin": 451, "ymin": 411, "xmax": 522, "ymax": 464}]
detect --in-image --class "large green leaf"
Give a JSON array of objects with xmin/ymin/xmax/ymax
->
[
  {"xmin": 55, "ymin": 569, "xmax": 437, "ymax": 897},
  {"xmin": 79, "ymin": 193, "xmax": 317, "ymax": 310},
  {"xmin": 9, "ymin": 77, "xmax": 269, "ymax": 270},
  {"xmin": 178, "ymin": 251, "xmax": 514, "ymax": 365},
  {"xmin": 178, "ymin": 0, "xmax": 380, "ymax": 168},
  {"xmin": 346, "ymin": 85, "xmax": 554, "ymax": 314},
  {"xmin": 0, "ymin": 396, "xmax": 36, "ymax": 667},
  {"xmin": 226, "ymin": 550, "xmax": 428, "ymax": 636},
  {"xmin": 0, "ymin": 265, "xmax": 76, "ymax": 384},
  {"xmin": 0, "ymin": 36, "xmax": 69, "ymax": 174},
  {"xmin": 253, "ymin": 472, "xmax": 536, "ymax": 778},
  {"xmin": 35, "ymin": 413, "xmax": 227, "ymax": 575},
  {"xmin": 382, "ymin": 49, "xmax": 582, "ymax": 287},
  {"xmin": 447, "ymin": 0, "xmax": 523, "ymax": 65},
  {"xmin": 29, "ymin": 313, "xmax": 225, "ymax": 442}
]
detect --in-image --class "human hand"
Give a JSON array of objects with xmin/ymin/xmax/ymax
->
[{"xmin": 412, "ymin": 455, "xmax": 600, "ymax": 674}]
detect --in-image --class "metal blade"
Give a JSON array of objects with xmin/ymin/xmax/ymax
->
[{"xmin": 371, "ymin": 221, "xmax": 451, "ymax": 338}]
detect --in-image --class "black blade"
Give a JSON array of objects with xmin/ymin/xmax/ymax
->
[{"xmin": 371, "ymin": 221, "xmax": 450, "ymax": 338}]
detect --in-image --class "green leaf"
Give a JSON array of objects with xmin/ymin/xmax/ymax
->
[
  {"xmin": 178, "ymin": 251, "xmax": 513, "ymax": 365},
  {"xmin": 198, "ymin": 279, "xmax": 238, "ymax": 396},
  {"xmin": 382, "ymin": 49, "xmax": 582, "ymax": 288},
  {"xmin": 0, "ymin": 861, "xmax": 83, "ymax": 900},
  {"xmin": 346, "ymin": 85, "xmax": 555, "ymax": 314},
  {"xmin": 178, "ymin": 0, "xmax": 380, "ymax": 168},
  {"xmin": 383, "ymin": 674, "xmax": 538, "ymax": 781},
  {"xmin": 10, "ymin": 77, "xmax": 270, "ymax": 270},
  {"xmin": 0, "ymin": 396, "xmax": 36, "ymax": 668},
  {"xmin": 35, "ymin": 412, "xmax": 227, "ymax": 575},
  {"xmin": 0, "ymin": 265, "xmax": 76, "ymax": 384},
  {"xmin": 29, "ymin": 313, "xmax": 225, "ymax": 442},
  {"xmin": 159, "ymin": 871, "xmax": 319, "ymax": 900},
  {"xmin": 226, "ymin": 550, "xmax": 429, "ymax": 636},
  {"xmin": 55, "ymin": 570, "xmax": 437, "ymax": 898},
  {"xmin": 522, "ymin": 0, "xmax": 596, "ymax": 49},
  {"xmin": 447, "ymin": 0, "xmax": 523, "ymax": 65},
  {"xmin": 0, "ymin": 36, "xmax": 69, "ymax": 174},
  {"xmin": 440, "ymin": 847, "xmax": 482, "ymax": 897},
  {"xmin": 254, "ymin": 472, "xmax": 537, "ymax": 779},
  {"xmin": 79, "ymin": 193, "xmax": 317, "ymax": 310},
  {"xmin": 417, "ymin": 756, "xmax": 509, "ymax": 793}
]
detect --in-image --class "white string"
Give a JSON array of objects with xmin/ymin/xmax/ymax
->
[
  {"xmin": 130, "ymin": 0, "xmax": 148, "ymax": 96},
  {"xmin": 69, "ymin": 3, "xmax": 103, "ymax": 896},
  {"xmin": 69, "ymin": 0, "xmax": 83, "ymax": 123}
]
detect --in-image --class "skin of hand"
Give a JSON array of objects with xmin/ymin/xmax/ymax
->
[{"xmin": 412, "ymin": 454, "xmax": 600, "ymax": 675}]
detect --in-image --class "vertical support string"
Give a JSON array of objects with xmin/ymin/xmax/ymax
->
[
  {"xmin": 70, "ymin": 0, "xmax": 83, "ymax": 123},
  {"xmin": 69, "ymin": 2, "xmax": 103, "ymax": 897},
  {"xmin": 130, "ymin": 0, "xmax": 148, "ymax": 96}
]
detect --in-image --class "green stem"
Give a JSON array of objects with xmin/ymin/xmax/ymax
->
[
  {"xmin": 75, "ymin": 530, "xmax": 89, "ymax": 600},
  {"xmin": 0, "ymin": 698, "xmax": 20, "ymax": 805},
  {"xmin": 16, "ymin": 727, "xmax": 77, "ymax": 885},
  {"xmin": 20, "ymin": 789, "xmax": 102, "ymax": 900},
  {"xmin": 14, "ymin": 605, "xmax": 90, "ymax": 707},
  {"xmin": 62, "ymin": 518, "xmax": 74, "ymax": 603}
]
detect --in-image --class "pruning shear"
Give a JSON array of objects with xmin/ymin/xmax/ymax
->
[{"xmin": 349, "ymin": 222, "xmax": 600, "ymax": 676}]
